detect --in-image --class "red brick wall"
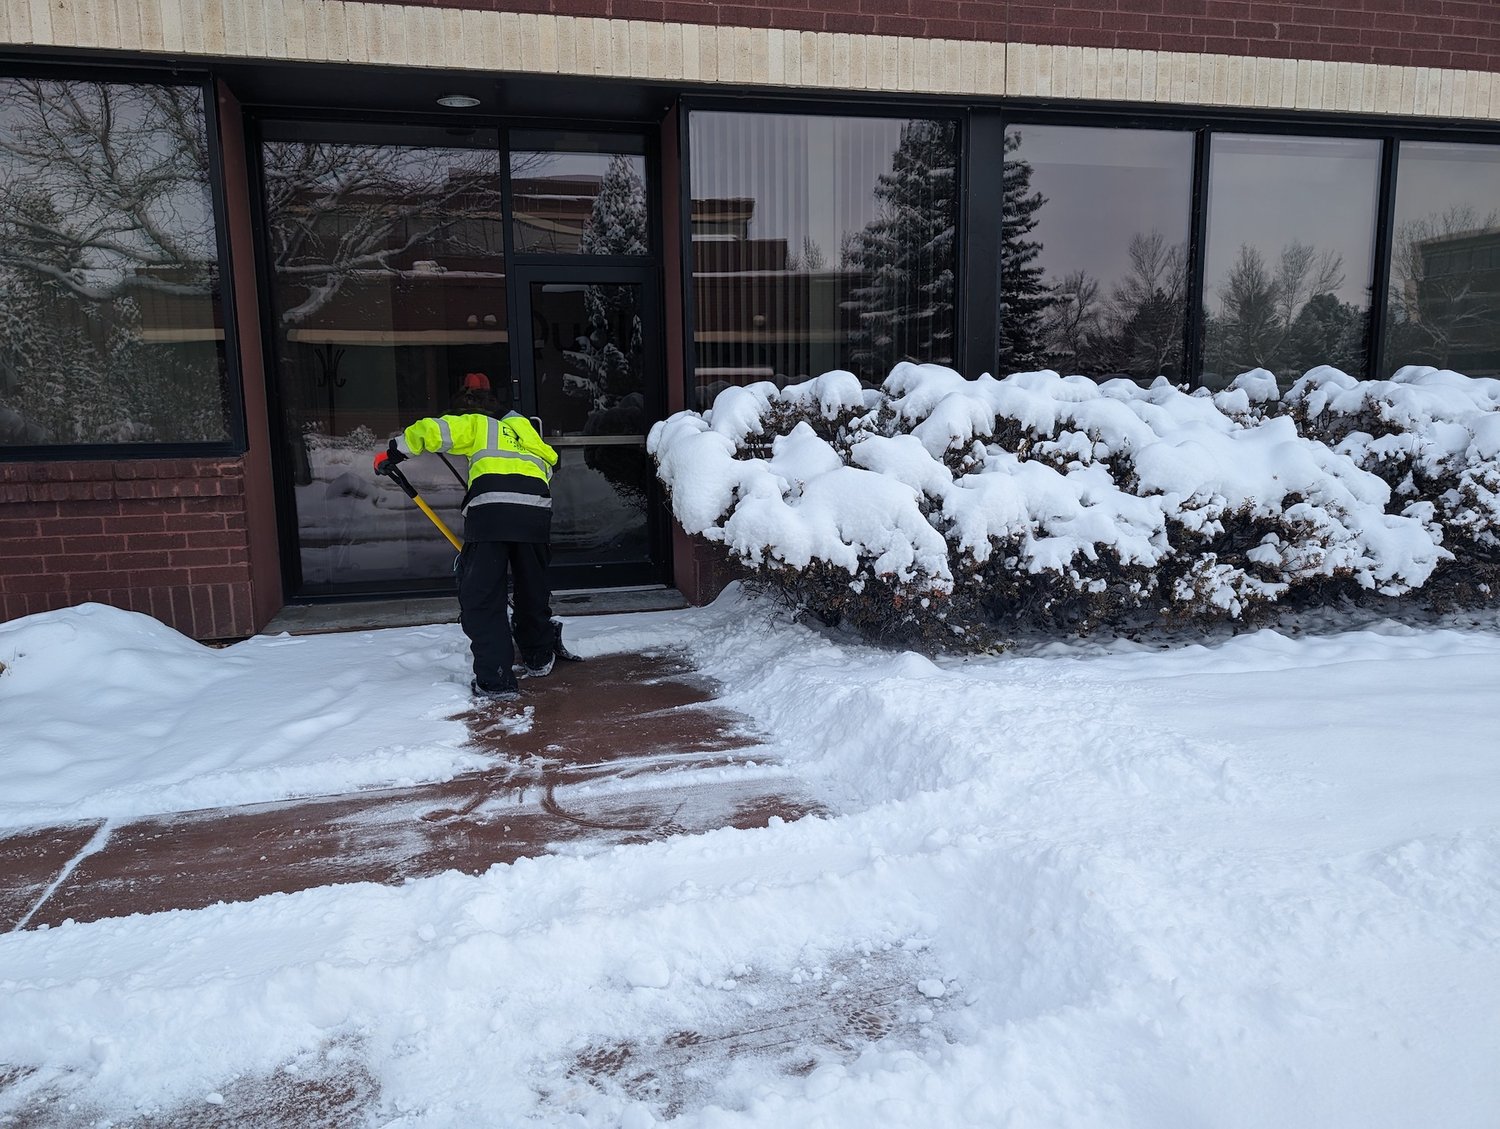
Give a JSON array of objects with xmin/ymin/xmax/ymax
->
[
  {"xmin": 672, "ymin": 528, "xmax": 743, "ymax": 605},
  {"xmin": 0, "ymin": 458, "xmax": 259, "ymax": 640},
  {"xmin": 389, "ymin": 0, "xmax": 1500, "ymax": 72}
]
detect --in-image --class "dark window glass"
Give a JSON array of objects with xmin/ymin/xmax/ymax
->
[
  {"xmin": 510, "ymin": 136, "xmax": 649, "ymax": 256},
  {"xmin": 1201, "ymin": 133, "xmax": 1381, "ymax": 389},
  {"xmin": 688, "ymin": 111, "xmax": 958, "ymax": 406},
  {"xmin": 0, "ymin": 78, "xmax": 228, "ymax": 447},
  {"xmin": 528, "ymin": 281, "xmax": 650, "ymax": 566},
  {"xmin": 1384, "ymin": 141, "xmax": 1500, "ymax": 378},
  {"xmin": 261, "ymin": 135, "xmax": 507, "ymax": 590},
  {"xmin": 1001, "ymin": 125, "xmax": 1193, "ymax": 383}
]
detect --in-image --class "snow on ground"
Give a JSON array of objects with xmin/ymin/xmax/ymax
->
[
  {"xmin": 3, "ymin": 591, "xmax": 1500, "ymax": 1126},
  {"xmin": 0, "ymin": 603, "xmax": 493, "ymax": 829}
]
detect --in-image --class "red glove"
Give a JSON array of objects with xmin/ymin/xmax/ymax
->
[{"xmin": 373, "ymin": 441, "xmax": 407, "ymax": 476}]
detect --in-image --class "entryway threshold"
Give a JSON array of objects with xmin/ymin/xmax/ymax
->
[{"xmin": 261, "ymin": 586, "xmax": 689, "ymax": 636}]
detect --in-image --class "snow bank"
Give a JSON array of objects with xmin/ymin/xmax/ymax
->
[{"xmin": 0, "ymin": 603, "xmax": 488, "ymax": 828}]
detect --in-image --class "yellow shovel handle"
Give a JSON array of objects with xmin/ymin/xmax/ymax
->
[{"xmin": 413, "ymin": 495, "xmax": 464, "ymax": 551}]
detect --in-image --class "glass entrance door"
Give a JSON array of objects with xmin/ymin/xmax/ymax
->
[
  {"xmin": 261, "ymin": 124, "xmax": 507, "ymax": 595},
  {"xmin": 261, "ymin": 122, "xmax": 666, "ymax": 597},
  {"xmin": 516, "ymin": 269, "xmax": 661, "ymax": 588}
]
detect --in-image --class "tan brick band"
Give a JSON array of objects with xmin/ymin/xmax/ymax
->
[{"xmin": 3, "ymin": 1, "xmax": 1497, "ymax": 119}]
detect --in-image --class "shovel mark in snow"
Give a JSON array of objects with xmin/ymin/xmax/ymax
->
[
  {"xmin": 559, "ymin": 949, "xmax": 956, "ymax": 1119},
  {"xmin": 0, "ymin": 1041, "xmax": 379, "ymax": 1129}
]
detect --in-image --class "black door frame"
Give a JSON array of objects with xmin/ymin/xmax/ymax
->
[{"xmin": 509, "ymin": 260, "xmax": 670, "ymax": 591}]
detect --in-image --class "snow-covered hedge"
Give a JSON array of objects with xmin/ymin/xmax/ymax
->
[
  {"xmin": 648, "ymin": 363, "xmax": 1500, "ymax": 648},
  {"xmin": 1286, "ymin": 366, "xmax": 1500, "ymax": 605}
]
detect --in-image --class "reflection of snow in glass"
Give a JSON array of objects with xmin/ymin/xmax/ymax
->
[{"xmin": 296, "ymin": 438, "xmax": 647, "ymax": 586}]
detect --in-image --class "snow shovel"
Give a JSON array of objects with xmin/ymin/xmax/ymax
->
[{"xmin": 378, "ymin": 462, "xmax": 464, "ymax": 552}]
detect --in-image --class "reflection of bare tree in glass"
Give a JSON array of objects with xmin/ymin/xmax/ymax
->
[
  {"xmin": 786, "ymin": 237, "xmax": 827, "ymax": 272},
  {"xmin": 843, "ymin": 120, "xmax": 958, "ymax": 382},
  {"xmin": 1041, "ymin": 271, "xmax": 1102, "ymax": 373},
  {"xmin": 1038, "ymin": 231, "xmax": 1187, "ymax": 382},
  {"xmin": 1386, "ymin": 206, "xmax": 1500, "ymax": 373},
  {"xmin": 262, "ymin": 142, "xmax": 502, "ymax": 328},
  {"xmin": 1108, "ymin": 232, "xmax": 1187, "ymax": 379},
  {"xmin": 263, "ymin": 142, "xmax": 503, "ymax": 481},
  {"xmin": 0, "ymin": 80, "xmax": 224, "ymax": 443},
  {"xmin": 1203, "ymin": 240, "xmax": 1363, "ymax": 384}
]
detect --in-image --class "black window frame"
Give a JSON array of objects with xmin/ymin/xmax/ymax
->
[
  {"xmin": 0, "ymin": 59, "xmax": 247, "ymax": 462},
  {"xmin": 995, "ymin": 100, "xmax": 1500, "ymax": 387}
]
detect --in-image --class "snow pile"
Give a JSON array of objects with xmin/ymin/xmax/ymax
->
[
  {"xmin": 0, "ymin": 603, "xmax": 491, "ymax": 828},
  {"xmin": 3, "ymin": 593, "xmax": 1500, "ymax": 1127},
  {"xmin": 649, "ymin": 364, "xmax": 1467, "ymax": 645}
]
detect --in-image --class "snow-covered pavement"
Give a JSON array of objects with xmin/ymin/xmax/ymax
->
[{"xmin": 2, "ymin": 593, "xmax": 1499, "ymax": 1126}]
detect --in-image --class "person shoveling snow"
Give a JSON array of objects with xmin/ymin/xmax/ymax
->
[{"xmin": 376, "ymin": 372, "xmax": 578, "ymax": 702}]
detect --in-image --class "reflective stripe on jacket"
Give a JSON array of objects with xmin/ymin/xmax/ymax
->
[{"xmin": 399, "ymin": 411, "xmax": 559, "ymax": 543}]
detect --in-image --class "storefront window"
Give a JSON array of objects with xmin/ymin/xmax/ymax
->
[
  {"xmin": 0, "ymin": 78, "xmax": 228, "ymax": 447},
  {"xmin": 1000, "ymin": 125, "xmax": 1193, "ymax": 383},
  {"xmin": 1383, "ymin": 141, "xmax": 1500, "ymax": 378},
  {"xmin": 687, "ymin": 111, "xmax": 958, "ymax": 405},
  {"xmin": 1201, "ymin": 133, "xmax": 1381, "ymax": 389},
  {"xmin": 510, "ymin": 136, "xmax": 649, "ymax": 256},
  {"xmin": 261, "ymin": 132, "xmax": 507, "ymax": 589}
]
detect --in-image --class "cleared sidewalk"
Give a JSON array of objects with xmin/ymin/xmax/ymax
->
[{"xmin": 1, "ymin": 651, "xmax": 822, "ymax": 931}]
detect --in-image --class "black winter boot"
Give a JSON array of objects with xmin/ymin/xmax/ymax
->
[{"xmin": 471, "ymin": 669, "xmax": 520, "ymax": 701}]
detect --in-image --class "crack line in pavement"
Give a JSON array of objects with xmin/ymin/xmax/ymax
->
[{"xmin": 11, "ymin": 820, "xmax": 113, "ymax": 933}]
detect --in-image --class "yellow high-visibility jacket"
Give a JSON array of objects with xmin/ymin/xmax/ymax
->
[{"xmin": 397, "ymin": 411, "xmax": 559, "ymax": 543}]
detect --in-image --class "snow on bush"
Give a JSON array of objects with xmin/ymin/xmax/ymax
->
[
  {"xmin": 1287, "ymin": 365, "xmax": 1500, "ymax": 604},
  {"xmin": 648, "ymin": 363, "xmax": 1483, "ymax": 648}
]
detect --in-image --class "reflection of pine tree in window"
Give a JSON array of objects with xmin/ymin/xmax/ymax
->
[
  {"xmin": 568, "ymin": 156, "xmax": 647, "ymax": 416},
  {"xmin": 844, "ymin": 121, "xmax": 958, "ymax": 383},
  {"xmin": 996, "ymin": 131, "xmax": 1053, "ymax": 376},
  {"xmin": 571, "ymin": 155, "xmax": 651, "ymax": 510}
]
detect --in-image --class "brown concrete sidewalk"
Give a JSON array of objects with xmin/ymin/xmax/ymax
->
[{"xmin": 0, "ymin": 650, "xmax": 823, "ymax": 932}]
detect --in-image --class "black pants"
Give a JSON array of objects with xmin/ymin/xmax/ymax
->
[{"xmin": 457, "ymin": 540, "xmax": 553, "ymax": 687}]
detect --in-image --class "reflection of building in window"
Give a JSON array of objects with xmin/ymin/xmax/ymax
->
[
  {"xmin": 261, "ymin": 147, "xmax": 508, "ymax": 439},
  {"xmin": 1404, "ymin": 229, "xmax": 1500, "ymax": 376},
  {"xmin": 691, "ymin": 194, "xmax": 870, "ymax": 401},
  {"xmin": 514, "ymin": 175, "xmax": 605, "ymax": 250}
]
